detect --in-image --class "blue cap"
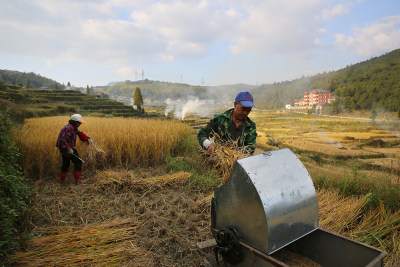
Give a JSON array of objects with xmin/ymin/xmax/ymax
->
[{"xmin": 235, "ymin": 92, "xmax": 255, "ymax": 108}]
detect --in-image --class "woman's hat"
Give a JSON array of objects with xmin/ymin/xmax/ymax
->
[{"xmin": 70, "ymin": 114, "xmax": 86, "ymax": 123}]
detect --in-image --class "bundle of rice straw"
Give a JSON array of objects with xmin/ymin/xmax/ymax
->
[
  {"xmin": 197, "ymin": 141, "xmax": 249, "ymax": 207},
  {"xmin": 94, "ymin": 170, "xmax": 134, "ymax": 186},
  {"xmin": 11, "ymin": 218, "xmax": 155, "ymax": 266},
  {"xmin": 202, "ymin": 140, "xmax": 250, "ymax": 184},
  {"xmin": 317, "ymin": 188, "xmax": 368, "ymax": 234},
  {"xmin": 87, "ymin": 141, "xmax": 105, "ymax": 159},
  {"xmin": 84, "ymin": 141, "xmax": 106, "ymax": 167}
]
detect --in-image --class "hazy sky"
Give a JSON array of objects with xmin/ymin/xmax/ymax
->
[{"xmin": 1, "ymin": 0, "xmax": 399, "ymax": 87}]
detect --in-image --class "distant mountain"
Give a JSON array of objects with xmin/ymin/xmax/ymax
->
[
  {"xmin": 3, "ymin": 48, "xmax": 399, "ymax": 112},
  {"xmin": 106, "ymin": 81, "xmax": 124, "ymax": 86},
  {"xmin": 96, "ymin": 80, "xmax": 258, "ymax": 105},
  {"xmin": 0, "ymin": 70, "xmax": 64, "ymax": 90},
  {"xmin": 252, "ymin": 48, "xmax": 400, "ymax": 112},
  {"xmin": 96, "ymin": 80, "xmax": 202, "ymax": 102}
]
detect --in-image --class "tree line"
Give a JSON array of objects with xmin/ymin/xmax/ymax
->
[{"xmin": 0, "ymin": 70, "xmax": 64, "ymax": 90}]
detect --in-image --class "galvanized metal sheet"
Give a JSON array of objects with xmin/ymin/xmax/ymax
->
[{"xmin": 213, "ymin": 148, "xmax": 318, "ymax": 255}]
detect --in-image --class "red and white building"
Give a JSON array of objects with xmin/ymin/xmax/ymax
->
[{"xmin": 294, "ymin": 89, "xmax": 330, "ymax": 107}]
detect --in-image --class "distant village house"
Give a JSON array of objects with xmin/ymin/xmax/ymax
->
[
  {"xmin": 294, "ymin": 89, "xmax": 330, "ymax": 107},
  {"xmin": 287, "ymin": 89, "xmax": 334, "ymax": 111}
]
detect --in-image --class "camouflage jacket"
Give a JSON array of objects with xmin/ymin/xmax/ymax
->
[{"xmin": 197, "ymin": 108, "xmax": 257, "ymax": 154}]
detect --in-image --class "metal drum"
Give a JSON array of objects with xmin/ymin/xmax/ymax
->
[{"xmin": 212, "ymin": 148, "xmax": 318, "ymax": 255}]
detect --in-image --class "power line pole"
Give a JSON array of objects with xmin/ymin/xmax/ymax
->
[
  {"xmin": 142, "ymin": 69, "xmax": 144, "ymax": 80},
  {"xmin": 135, "ymin": 70, "xmax": 137, "ymax": 81}
]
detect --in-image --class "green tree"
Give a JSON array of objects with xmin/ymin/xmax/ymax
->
[
  {"xmin": 67, "ymin": 81, "xmax": 71, "ymax": 87},
  {"xmin": 86, "ymin": 85, "xmax": 90, "ymax": 95},
  {"xmin": 330, "ymin": 100, "xmax": 342, "ymax": 114},
  {"xmin": 134, "ymin": 87, "xmax": 144, "ymax": 111}
]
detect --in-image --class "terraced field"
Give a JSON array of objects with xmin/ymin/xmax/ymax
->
[{"xmin": 0, "ymin": 85, "xmax": 145, "ymax": 120}]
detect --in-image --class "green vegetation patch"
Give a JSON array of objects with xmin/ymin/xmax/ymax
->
[
  {"xmin": 166, "ymin": 137, "xmax": 220, "ymax": 190},
  {"xmin": 0, "ymin": 109, "xmax": 32, "ymax": 261}
]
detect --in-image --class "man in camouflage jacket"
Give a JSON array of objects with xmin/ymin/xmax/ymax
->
[{"xmin": 197, "ymin": 92, "xmax": 257, "ymax": 155}]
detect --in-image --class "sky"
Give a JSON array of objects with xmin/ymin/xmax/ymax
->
[{"xmin": 1, "ymin": 0, "xmax": 400, "ymax": 87}]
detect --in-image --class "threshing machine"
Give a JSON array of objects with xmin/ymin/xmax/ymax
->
[{"xmin": 198, "ymin": 148, "xmax": 386, "ymax": 266}]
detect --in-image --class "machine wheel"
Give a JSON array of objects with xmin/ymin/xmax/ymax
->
[{"xmin": 214, "ymin": 228, "xmax": 244, "ymax": 265}]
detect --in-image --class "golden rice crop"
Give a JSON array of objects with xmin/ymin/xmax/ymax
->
[{"xmin": 13, "ymin": 116, "xmax": 194, "ymax": 179}]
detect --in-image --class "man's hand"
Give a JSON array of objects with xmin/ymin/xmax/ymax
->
[
  {"xmin": 207, "ymin": 143, "xmax": 216, "ymax": 154},
  {"xmin": 87, "ymin": 139, "xmax": 94, "ymax": 145},
  {"xmin": 67, "ymin": 148, "xmax": 74, "ymax": 155}
]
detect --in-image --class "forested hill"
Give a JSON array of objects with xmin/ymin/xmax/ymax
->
[
  {"xmin": 252, "ymin": 48, "xmax": 400, "ymax": 112},
  {"xmin": 96, "ymin": 80, "xmax": 205, "ymax": 100},
  {"xmin": 0, "ymin": 70, "xmax": 63, "ymax": 89},
  {"xmin": 95, "ymin": 80, "xmax": 255, "ymax": 103}
]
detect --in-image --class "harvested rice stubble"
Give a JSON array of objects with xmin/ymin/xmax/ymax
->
[{"xmin": 20, "ymin": 170, "xmax": 213, "ymax": 266}]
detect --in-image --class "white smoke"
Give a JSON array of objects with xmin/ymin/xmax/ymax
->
[
  {"xmin": 163, "ymin": 85, "xmax": 253, "ymax": 120},
  {"xmin": 164, "ymin": 98, "xmax": 174, "ymax": 117},
  {"xmin": 318, "ymin": 131, "xmax": 343, "ymax": 147},
  {"xmin": 327, "ymin": 137, "xmax": 342, "ymax": 147},
  {"xmin": 164, "ymin": 97, "xmax": 214, "ymax": 120}
]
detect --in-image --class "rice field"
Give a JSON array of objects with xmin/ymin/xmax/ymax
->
[
  {"xmin": 251, "ymin": 109, "xmax": 400, "ymax": 158},
  {"xmin": 9, "ymin": 110, "xmax": 400, "ymax": 266}
]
